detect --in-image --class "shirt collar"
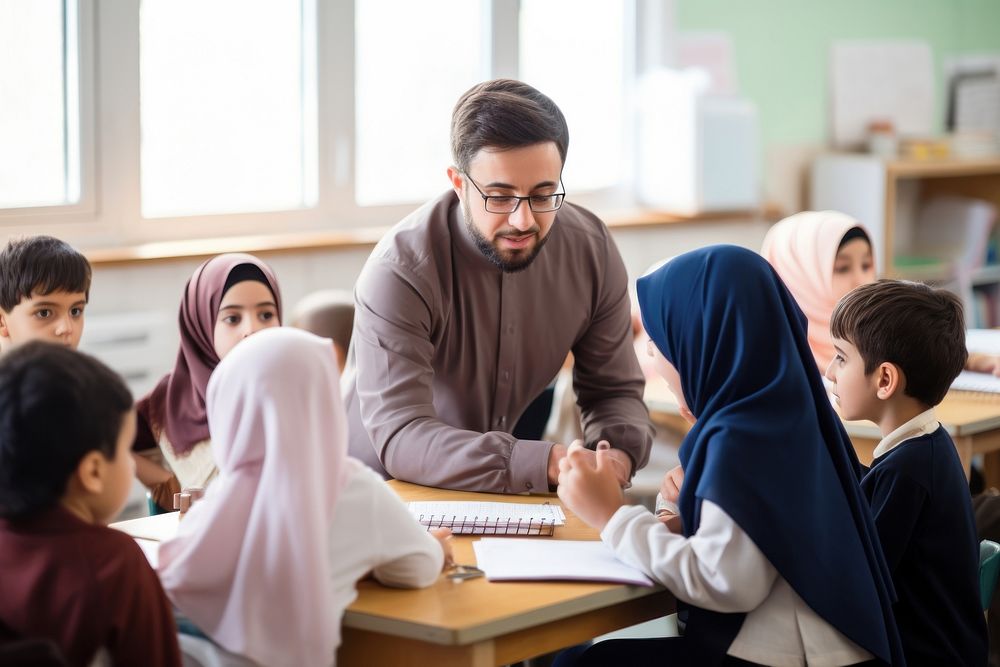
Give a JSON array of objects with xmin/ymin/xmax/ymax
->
[{"xmin": 872, "ymin": 407, "xmax": 939, "ymax": 459}]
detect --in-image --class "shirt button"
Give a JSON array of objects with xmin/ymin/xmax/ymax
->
[
  {"xmin": 499, "ymin": 416, "xmax": 506, "ymax": 427},
  {"xmin": 526, "ymin": 482, "xmax": 533, "ymax": 490},
  {"xmin": 507, "ymin": 325, "xmax": 514, "ymax": 334},
  {"xmin": 503, "ymin": 371, "xmax": 510, "ymax": 381}
]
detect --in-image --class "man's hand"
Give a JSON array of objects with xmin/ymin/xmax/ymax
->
[
  {"xmin": 660, "ymin": 464, "xmax": 685, "ymax": 504},
  {"xmin": 560, "ymin": 439, "xmax": 632, "ymax": 488},
  {"xmin": 598, "ymin": 441, "xmax": 633, "ymax": 487},
  {"xmin": 556, "ymin": 442, "xmax": 624, "ymax": 531}
]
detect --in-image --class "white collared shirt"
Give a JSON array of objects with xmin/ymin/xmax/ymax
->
[
  {"xmin": 871, "ymin": 408, "xmax": 939, "ymax": 460},
  {"xmin": 602, "ymin": 502, "xmax": 872, "ymax": 666}
]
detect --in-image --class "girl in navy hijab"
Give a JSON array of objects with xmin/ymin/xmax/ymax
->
[{"xmin": 558, "ymin": 245, "xmax": 903, "ymax": 666}]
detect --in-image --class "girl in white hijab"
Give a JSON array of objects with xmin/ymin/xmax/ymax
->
[{"xmin": 158, "ymin": 327, "xmax": 447, "ymax": 666}]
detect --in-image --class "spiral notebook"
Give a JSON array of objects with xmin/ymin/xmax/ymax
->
[{"xmin": 407, "ymin": 501, "xmax": 565, "ymax": 536}]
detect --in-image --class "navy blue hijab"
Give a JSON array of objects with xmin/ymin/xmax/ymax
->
[{"xmin": 637, "ymin": 245, "xmax": 902, "ymax": 665}]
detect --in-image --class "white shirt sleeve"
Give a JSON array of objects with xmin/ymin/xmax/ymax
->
[
  {"xmin": 352, "ymin": 468, "xmax": 443, "ymax": 588},
  {"xmin": 601, "ymin": 500, "xmax": 777, "ymax": 613}
]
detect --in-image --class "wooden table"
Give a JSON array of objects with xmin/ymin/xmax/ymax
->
[
  {"xmin": 338, "ymin": 481, "xmax": 673, "ymax": 666},
  {"xmin": 645, "ymin": 376, "xmax": 1000, "ymax": 488}
]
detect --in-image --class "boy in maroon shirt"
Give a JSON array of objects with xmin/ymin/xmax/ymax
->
[{"xmin": 0, "ymin": 342, "xmax": 180, "ymax": 667}]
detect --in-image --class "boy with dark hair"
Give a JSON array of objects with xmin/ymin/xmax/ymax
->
[
  {"xmin": 826, "ymin": 279, "xmax": 987, "ymax": 665},
  {"xmin": 0, "ymin": 235, "xmax": 91, "ymax": 352},
  {"xmin": 0, "ymin": 343, "xmax": 180, "ymax": 666}
]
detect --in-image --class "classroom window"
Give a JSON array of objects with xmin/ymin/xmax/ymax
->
[
  {"xmin": 519, "ymin": 0, "xmax": 627, "ymax": 192},
  {"xmin": 139, "ymin": 0, "xmax": 318, "ymax": 218},
  {"xmin": 354, "ymin": 0, "xmax": 484, "ymax": 207},
  {"xmin": 0, "ymin": 0, "xmax": 80, "ymax": 209},
  {"xmin": 355, "ymin": 0, "xmax": 632, "ymax": 207}
]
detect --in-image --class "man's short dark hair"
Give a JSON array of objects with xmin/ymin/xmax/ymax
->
[
  {"xmin": 451, "ymin": 79, "xmax": 569, "ymax": 173},
  {"xmin": 0, "ymin": 342, "xmax": 132, "ymax": 518},
  {"xmin": 831, "ymin": 279, "xmax": 967, "ymax": 407},
  {"xmin": 0, "ymin": 236, "xmax": 92, "ymax": 312}
]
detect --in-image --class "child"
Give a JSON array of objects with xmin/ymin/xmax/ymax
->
[
  {"xmin": 0, "ymin": 342, "xmax": 180, "ymax": 667},
  {"xmin": 761, "ymin": 211, "xmax": 876, "ymax": 372},
  {"xmin": 157, "ymin": 327, "xmax": 449, "ymax": 666},
  {"xmin": 558, "ymin": 245, "xmax": 902, "ymax": 666},
  {"xmin": 763, "ymin": 211, "xmax": 1000, "ymax": 376},
  {"xmin": 826, "ymin": 279, "xmax": 988, "ymax": 665},
  {"xmin": 291, "ymin": 288, "xmax": 355, "ymax": 372},
  {"xmin": 132, "ymin": 253, "xmax": 282, "ymax": 506},
  {"xmin": 0, "ymin": 235, "xmax": 91, "ymax": 352}
]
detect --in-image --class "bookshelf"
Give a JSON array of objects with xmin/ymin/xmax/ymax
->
[{"xmin": 812, "ymin": 154, "xmax": 1000, "ymax": 326}]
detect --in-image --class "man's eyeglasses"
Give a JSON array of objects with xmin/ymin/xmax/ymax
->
[{"xmin": 464, "ymin": 173, "xmax": 565, "ymax": 214}]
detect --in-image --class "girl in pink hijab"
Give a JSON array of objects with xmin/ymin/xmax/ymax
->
[
  {"xmin": 764, "ymin": 212, "xmax": 1000, "ymax": 381},
  {"xmin": 132, "ymin": 253, "xmax": 282, "ymax": 507},
  {"xmin": 761, "ymin": 211, "xmax": 876, "ymax": 371},
  {"xmin": 158, "ymin": 327, "xmax": 447, "ymax": 666}
]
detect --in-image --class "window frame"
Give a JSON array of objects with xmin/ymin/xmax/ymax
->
[{"xmin": 0, "ymin": 0, "xmax": 664, "ymax": 246}]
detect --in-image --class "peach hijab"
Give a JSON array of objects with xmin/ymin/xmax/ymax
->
[
  {"xmin": 158, "ymin": 327, "xmax": 358, "ymax": 666},
  {"xmin": 761, "ymin": 211, "xmax": 875, "ymax": 371}
]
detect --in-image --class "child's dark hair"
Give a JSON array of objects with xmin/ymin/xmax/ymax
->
[
  {"xmin": 0, "ymin": 342, "xmax": 132, "ymax": 518},
  {"xmin": 831, "ymin": 279, "xmax": 967, "ymax": 407},
  {"xmin": 0, "ymin": 236, "xmax": 92, "ymax": 312}
]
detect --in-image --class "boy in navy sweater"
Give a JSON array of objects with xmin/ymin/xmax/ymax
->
[{"xmin": 826, "ymin": 279, "xmax": 987, "ymax": 665}]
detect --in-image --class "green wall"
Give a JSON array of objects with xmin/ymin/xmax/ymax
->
[{"xmin": 676, "ymin": 0, "xmax": 1000, "ymax": 147}]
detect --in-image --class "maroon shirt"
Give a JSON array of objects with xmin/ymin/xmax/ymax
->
[{"xmin": 0, "ymin": 506, "xmax": 180, "ymax": 667}]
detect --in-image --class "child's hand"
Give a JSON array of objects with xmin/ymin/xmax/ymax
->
[
  {"xmin": 657, "ymin": 512, "xmax": 684, "ymax": 534},
  {"xmin": 557, "ymin": 442, "xmax": 624, "ymax": 531},
  {"xmin": 430, "ymin": 527, "xmax": 454, "ymax": 571},
  {"xmin": 968, "ymin": 352, "xmax": 1000, "ymax": 377},
  {"xmin": 660, "ymin": 465, "xmax": 684, "ymax": 503}
]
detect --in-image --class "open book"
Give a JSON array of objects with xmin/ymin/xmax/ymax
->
[
  {"xmin": 473, "ymin": 538, "xmax": 654, "ymax": 586},
  {"xmin": 407, "ymin": 501, "xmax": 565, "ymax": 536}
]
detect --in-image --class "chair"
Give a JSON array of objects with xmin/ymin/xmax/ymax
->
[
  {"xmin": 146, "ymin": 491, "xmax": 170, "ymax": 516},
  {"xmin": 980, "ymin": 539, "xmax": 1000, "ymax": 612}
]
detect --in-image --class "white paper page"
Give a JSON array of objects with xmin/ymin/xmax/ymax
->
[
  {"xmin": 951, "ymin": 370, "xmax": 1000, "ymax": 394},
  {"xmin": 830, "ymin": 41, "xmax": 933, "ymax": 148},
  {"xmin": 473, "ymin": 538, "xmax": 654, "ymax": 587},
  {"xmin": 110, "ymin": 511, "xmax": 180, "ymax": 542},
  {"xmin": 966, "ymin": 329, "xmax": 1000, "ymax": 355}
]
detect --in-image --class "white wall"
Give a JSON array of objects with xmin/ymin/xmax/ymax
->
[{"xmin": 84, "ymin": 218, "xmax": 772, "ymax": 394}]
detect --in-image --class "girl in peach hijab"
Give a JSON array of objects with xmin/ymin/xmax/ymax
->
[{"xmin": 761, "ymin": 211, "xmax": 876, "ymax": 371}]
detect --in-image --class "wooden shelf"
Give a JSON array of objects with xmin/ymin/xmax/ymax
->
[{"xmin": 886, "ymin": 156, "xmax": 1000, "ymax": 179}]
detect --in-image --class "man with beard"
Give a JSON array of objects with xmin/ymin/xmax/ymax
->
[{"xmin": 343, "ymin": 79, "xmax": 653, "ymax": 494}]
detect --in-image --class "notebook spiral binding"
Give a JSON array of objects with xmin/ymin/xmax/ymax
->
[{"xmin": 417, "ymin": 514, "xmax": 556, "ymax": 536}]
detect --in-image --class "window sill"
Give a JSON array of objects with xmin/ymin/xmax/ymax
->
[{"xmin": 85, "ymin": 205, "xmax": 780, "ymax": 267}]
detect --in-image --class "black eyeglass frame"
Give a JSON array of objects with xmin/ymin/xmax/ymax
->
[{"xmin": 463, "ymin": 172, "xmax": 566, "ymax": 214}]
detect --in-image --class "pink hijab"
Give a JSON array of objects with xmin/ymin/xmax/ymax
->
[
  {"xmin": 158, "ymin": 327, "xmax": 357, "ymax": 666},
  {"xmin": 137, "ymin": 253, "xmax": 282, "ymax": 455},
  {"xmin": 761, "ymin": 211, "xmax": 875, "ymax": 371}
]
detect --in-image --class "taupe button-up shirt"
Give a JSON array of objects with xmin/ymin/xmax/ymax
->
[{"xmin": 343, "ymin": 191, "xmax": 653, "ymax": 493}]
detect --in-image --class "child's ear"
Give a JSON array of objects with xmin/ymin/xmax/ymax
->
[
  {"xmin": 74, "ymin": 451, "xmax": 107, "ymax": 495},
  {"xmin": 0, "ymin": 310, "xmax": 9, "ymax": 338},
  {"xmin": 874, "ymin": 362, "xmax": 903, "ymax": 401}
]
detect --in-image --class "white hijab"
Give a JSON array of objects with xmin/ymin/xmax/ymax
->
[{"xmin": 158, "ymin": 327, "xmax": 358, "ymax": 666}]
